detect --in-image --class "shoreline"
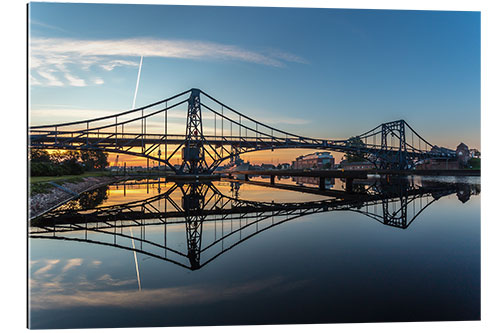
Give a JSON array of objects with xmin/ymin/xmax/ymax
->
[{"xmin": 29, "ymin": 176, "xmax": 125, "ymax": 220}]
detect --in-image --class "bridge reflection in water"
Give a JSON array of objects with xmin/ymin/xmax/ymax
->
[{"xmin": 30, "ymin": 178, "xmax": 480, "ymax": 271}]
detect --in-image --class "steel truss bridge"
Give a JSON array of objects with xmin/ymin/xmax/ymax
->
[
  {"xmin": 30, "ymin": 88, "xmax": 456, "ymax": 173},
  {"xmin": 30, "ymin": 179, "xmax": 472, "ymax": 271}
]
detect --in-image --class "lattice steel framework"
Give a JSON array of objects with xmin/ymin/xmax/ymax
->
[
  {"xmin": 30, "ymin": 180, "xmax": 469, "ymax": 270},
  {"xmin": 29, "ymin": 89, "xmax": 456, "ymax": 173}
]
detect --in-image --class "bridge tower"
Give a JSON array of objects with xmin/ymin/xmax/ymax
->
[
  {"xmin": 380, "ymin": 120, "xmax": 408, "ymax": 170},
  {"xmin": 181, "ymin": 89, "xmax": 209, "ymax": 174}
]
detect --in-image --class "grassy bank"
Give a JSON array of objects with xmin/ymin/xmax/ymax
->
[
  {"xmin": 30, "ymin": 171, "xmax": 112, "ymax": 194},
  {"xmin": 30, "ymin": 171, "xmax": 111, "ymax": 184}
]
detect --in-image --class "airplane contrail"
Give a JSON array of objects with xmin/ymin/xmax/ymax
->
[
  {"xmin": 130, "ymin": 55, "xmax": 143, "ymax": 291},
  {"xmin": 132, "ymin": 55, "xmax": 143, "ymax": 109}
]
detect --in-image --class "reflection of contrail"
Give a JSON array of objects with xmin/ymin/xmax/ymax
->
[
  {"xmin": 129, "ymin": 227, "xmax": 142, "ymax": 291},
  {"xmin": 132, "ymin": 55, "xmax": 143, "ymax": 109}
]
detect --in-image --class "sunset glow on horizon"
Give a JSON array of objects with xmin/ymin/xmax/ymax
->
[{"xmin": 29, "ymin": 4, "xmax": 480, "ymax": 167}]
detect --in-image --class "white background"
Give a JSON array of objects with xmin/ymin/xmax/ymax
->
[{"xmin": 1, "ymin": 0, "xmax": 498, "ymax": 332}]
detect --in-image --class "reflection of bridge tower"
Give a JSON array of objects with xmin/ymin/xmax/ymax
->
[
  {"xmin": 181, "ymin": 89, "xmax": 208, "ymax": 174},
  {"xmin": 381, "ymin": 120, "xmax": 407, "ymax": 170},
  {"xmin": 382, "ymin": 196, "xmax": 408, "ymax": 228},
  {"xmin": 377, "ymin": 176, "xmax": 412, "ymax": 228},
  {"xmin": 181, "ymin": 183, "xmax": 205, "ymax": 269}
]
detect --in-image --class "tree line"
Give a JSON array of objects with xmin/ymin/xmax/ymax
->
[{"xmin": 30, "ymin": 149, "xmax": 109, "ymax": 177}]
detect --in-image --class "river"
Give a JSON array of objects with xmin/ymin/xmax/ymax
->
[{"xmin": 28, "ymin": 175, "xmax": 480, "ymax": 328}]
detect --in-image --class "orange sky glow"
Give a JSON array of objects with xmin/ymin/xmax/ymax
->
[{"xmin": 105, "ymin": 149, "xmax": 347, "ymax": 168}]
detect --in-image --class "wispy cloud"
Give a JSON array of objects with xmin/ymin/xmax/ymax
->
[
  {"xmin": 30, "ymin": 37, "xmax": 307, "ymax": 87},
  {"xmin": 30, "ymin": 74, "xmax": 42, "ymax": 86},
  {"xmin": 30, "ymin": 19, "xmax": 68, "ymax": 33},
  {"xmin": 93, "ymin": 77, "xmax": 104, "ymax": 85},
  {"xmin": 268, "ymin": 49, "xmax": 309, "ymax": 64},
  {"xmin": 64, "ymin": 73, "xmax": 86, "ymax": 87},
  {"xmin": 37, "ymin": 70, "xmax": 64, "ymax": 86},
  {"xmin": 99, "ymin": 59, "xmax": 138, "ymax": 71}
]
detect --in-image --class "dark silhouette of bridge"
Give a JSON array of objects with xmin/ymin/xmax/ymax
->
[
  {"xmin": 30, "ymin": 179, "xmax": 477, "ymax": 271},
  {"xmin": 30, "ymin": 88, "xmax": 456, "ymax": 173}
]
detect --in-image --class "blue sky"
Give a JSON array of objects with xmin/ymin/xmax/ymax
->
[{"xmin": 29, "ymin": 2, "xmax": 480, "ymax": 150}]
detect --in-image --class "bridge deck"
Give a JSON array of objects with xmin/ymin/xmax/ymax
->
[{"xmin": 29, "ymin": 131, "xmax": 450, "ymax": 159}]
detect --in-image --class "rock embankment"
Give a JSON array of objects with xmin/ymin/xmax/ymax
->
[{"xmin": 29, "ymin": 176, "xmax": 120, "ymax": 219}]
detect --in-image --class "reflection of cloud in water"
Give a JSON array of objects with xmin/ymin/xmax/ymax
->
[
  {"xmin": 62, "ymin": 258, "xmax": 83, "ymax": 272},
  {"xmin": 30, "ymin": 258, "xmax": 112, "ymax": 292},
  {"xmin": 91, "ymin": 260, "xmax": 102, "ymax": 267},
  {"xmin": 30, "ymin": 273, "xmax": 306, "ymax": 310},
  {"xmin": 97, "ymin": 274, "xmax": 137, "ymax": 287},
  {"xmin": 33, "ymin": 259, "xmax": 60, "ymax": 276}
]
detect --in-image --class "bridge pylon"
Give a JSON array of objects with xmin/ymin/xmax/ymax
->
[
  {"xmin": 181, "ymin": 89, "xmax": 209, "ymax": 174},
  {"xmin": 380, "ymin": 120, "xmax": 408, "ymax": 170}
]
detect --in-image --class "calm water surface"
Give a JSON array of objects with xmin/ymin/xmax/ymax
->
[{"xmin": 29, "ymin": 176, "xmax": 480, "ymax": 329}]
